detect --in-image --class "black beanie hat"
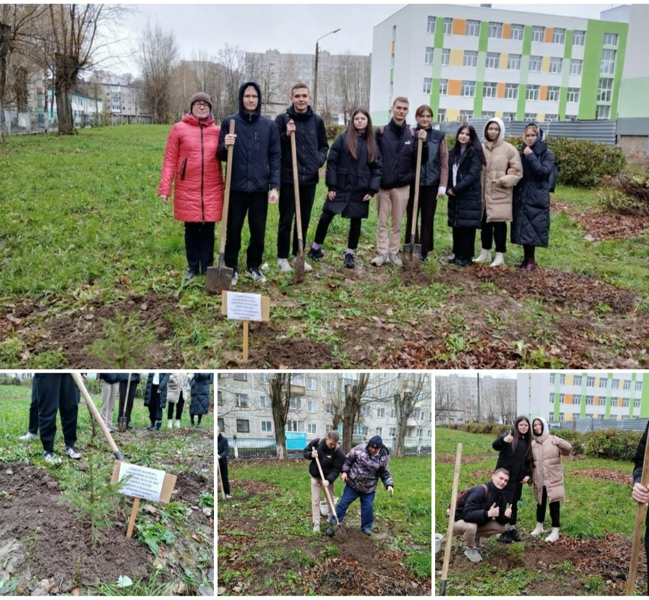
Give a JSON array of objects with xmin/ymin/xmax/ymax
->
[
  {"xmin": 189, "ymin": 92, "xmax": 212, "ymax": 111},
  {"xmin": 368, "ymin": 435, "xmax": 383, "ymax": 448}
]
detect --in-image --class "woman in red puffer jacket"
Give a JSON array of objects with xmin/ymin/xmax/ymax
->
[{"xmin": 158, "ymin": 92, "xmax": 224, "ymax": 280}]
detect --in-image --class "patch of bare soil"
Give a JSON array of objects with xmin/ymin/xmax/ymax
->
[
  {"xmin": 436, "ymin": 455, "xmax": 487, "ymax": 465},
  {"xmin": 572, "ymin": 468, "xmax": 631, "ymax": 485}
]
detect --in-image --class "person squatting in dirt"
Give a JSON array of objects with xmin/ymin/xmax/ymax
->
[
  {"xmin": 631, "ymin": 420, "xmax": 649, "ymax": 593},
  {"xmin": 530, "ymin": 416, "xmax": 572, "ymax": 542},
  {"xmin": 492, "ymin": 416, "xmax": 533, "ymax": 543},
  {"xmin": 453, "ymin": 468, "xmax": 512, "ymax": 563},
  {"xmin": 326, "ymin": 435, "xmax": 394, "ymax": 537},
  {"xmin": 218, "ymin": 427, "xmax": 232, "ymax": 498},
  {"xmin": 303, "ymin": 431, "xmax": 346, "ymax": 532}
]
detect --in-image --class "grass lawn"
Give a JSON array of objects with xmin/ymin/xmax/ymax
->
[
  {"xmin": 0, "ymin": 125, "xmax": 647, "ymax": 368},
  {"xmin": 435, "ymin": 426, "xmax": 644, "ymax": 596},
  {"xmin": 0, "ymin": 382, "xmax": 214, "ymax": 596},
  {"xmin": 218, "ymin": 454, "xmax": 431, "ymax": 595}
]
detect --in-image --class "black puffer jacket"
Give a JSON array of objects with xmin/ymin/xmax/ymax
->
[
  {"xmin": 218, "ymin": 433, "xmax": 229, "ymax": 460},
  {"xmin": 454, "ymin": 481, "xmax": 510, "ymax": 526},
  {"xmin": 324, "ymin": 131, "xmax": 383, "ymax": 219},
  {"xmin": 303, "ymin": 437, "xmax": 346, "ymax": 484},
  {"xmin": 143, "ymin": 373, "xmax": 170, "ymax": 410},
  {"xmin": 418, "ymin": 127, "xmax": 446, "ymax": 186},
  {"xmin": 511, "ymin": 131, "xmax": 554, "ymax": 248},
  {"xmin": 275, "ymin": 105, "xmax": 328, "ymax": 185},
  {"xmin": 375, "ymin": 119, "xmax": 429, "ymax": 189},
  {"xmin": 190, "ymin": 373, "xmax": 213, "ymax": 416},
  {"xmin": 446, "ymin": 146, "xmax": 483, "ymax": 228},
  {"xmin": 493, "ymin": 430, "xmax": 532, "ymax": 500},
  {"xmin": 217, "ymin": 81, "xmax": 281, "ymax": 192},
  {"xmin": 115, "ymin": 373, "xmax": 141, "ymax": 384}
]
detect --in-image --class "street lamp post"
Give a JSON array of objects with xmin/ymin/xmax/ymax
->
[{"xmin": 313, "ymin": 28, "xmax": 341, "ymax": 114}]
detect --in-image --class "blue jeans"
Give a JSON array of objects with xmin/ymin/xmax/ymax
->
[{"xmin": 334, "ymin": 484, "xmax": 376, "ymax": 531}]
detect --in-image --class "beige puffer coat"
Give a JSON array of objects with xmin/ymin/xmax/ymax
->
[
  {"xmin": 481, "ymin": 118, "xmax": 523, "ymax": 222},
  {"xmin": 531, "ymin": 417, "xmax": 572, "ymax": 504},
  {"xmin": 167, "ymin": 372, "xmax": 188, "ymax": 404}
]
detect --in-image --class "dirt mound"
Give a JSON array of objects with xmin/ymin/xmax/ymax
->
[
  {"xmin": 241, "ymin": 336, "xmax": 344, "ymax": 369},
  {"xmin": 174, "ymin": 471, "xmax": 211, "ymax": 506},
  {"xmin": 399, "ymin": 267, "xmax": 433, "ymax": 286},
  {"xmin": 572, "ymin": 468, "xmax": 630, "ymax": 485}
]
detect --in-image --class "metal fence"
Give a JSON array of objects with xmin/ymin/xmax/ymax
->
[{"xmin": 549, "ymin": 418, "xmax": 648, "ymax": 433}]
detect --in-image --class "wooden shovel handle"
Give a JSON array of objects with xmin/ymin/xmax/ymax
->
[
  {"xmin": 219, "ymin": 120, "xmax": 235, "ymax": 255},
  {"xmin": 410, "ymin": 136, "xmax": 424, "ymax": 239},
  {"xmin": 290, "ymin": 131, "xmax": 303, "ymax": 242},
  {"xmin": 314, "ymin": 453, "xmax": 337, "ymax": 519},
  {"xmin": 440, "ymin": 443, "xmax": 462, "ymax": 594},
  {"xmin": 627, "ymin": 433, "xmax": 649, "ymax": 594}
]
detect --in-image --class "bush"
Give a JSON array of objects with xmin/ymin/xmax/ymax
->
[
  {"xmin": 452, "ymin": 423, "xmax": 509, "ymax": 436},
  {"xmin": 583, "ymin": 429, "xmax": 643, "ymax": 462},
  {"xmin": 326, "ymin": 124, "xmax": 345, "ymax": 140},
  {"xmin": 551, "ymin": 429, "xmax": 584, "ymax": 455},
  {"xmin": 598, "ymin": 170, "xmax": 649, "ymax": 217}
]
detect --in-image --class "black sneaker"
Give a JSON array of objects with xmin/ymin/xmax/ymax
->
[
  {"xmin": 499, "ymin": 529, "xmax": 513, "ymax": 543},
  {"xmin": 510, "ymin": 528, "xmax": 522, "ymax": 542},
  {"xmin": 421, "ymin": 252, "xmax": 428, "ymax": 262},
  {"xmin": 325, "ymin": 526, "xmax": 335, "ymax": 537},
  {"xmin": 185, "ymin": 270, "xmax": 198, "ymax": 281},
  {"xmin": 307, "ymin": 247, "xmax": 324, "ymax": 260},
  {"xmin": 344, "ymin": 253, "xmax": 355, "ymax": 268},
  {"xmin": 248, "ymin": 267, "xmax": 267, "ymax": 283}
]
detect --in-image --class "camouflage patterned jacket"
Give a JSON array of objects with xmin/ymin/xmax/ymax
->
[{"xmin": 342, "ymin": 444, "xmax": 394, "ymax": 494}]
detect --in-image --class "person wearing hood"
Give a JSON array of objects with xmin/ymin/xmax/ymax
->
[
  {"xmin": 217, "ymin": 81, "xmax": 281, "ymax": 285},
  {"xmin": 453, "ymin": 468, "xmax": 512, "ymax": 563},
  {"xmin": 275, "ymin": 83, "xmax": 328, "ymax": 274},
  {"xmin": 158, "ymin": 92, "xmax": 224, "ymax": 281},
  {"xmin": 303, "ymin": 431, "xmax": 346, "ymax": 532},
  {"xmin": 218, "ymin": 427, "xmax": 232, "ymax": 499},
  {"xmin": 477, "ymin": 117, "xmax": 522, "ymax": 267},
  {"xmin": 530, "ymin": 417, "xmax": 572, "ymax": 542},
  {"xmin": 326, "ymin": 435, "xmax": 394, "ymax": 537},
  {"xmin": 492, "ymin": 416, "xmax": 533, "ymax": 543},
  {"xmin": 511, "ymin": 123, "xmax": 555, "ymax": 271}
]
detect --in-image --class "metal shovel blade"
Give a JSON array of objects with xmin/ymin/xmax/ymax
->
[
  {"xmin": 206, "ymin": 262, "xmax": 233, "ymax": 295},
  {"xmin": 402, "ymin": 242, "xmax": 422, "ymax": 269},
  {"xmin": 294, "ymin": 246, "xmax": 305, "ymax": 283}
]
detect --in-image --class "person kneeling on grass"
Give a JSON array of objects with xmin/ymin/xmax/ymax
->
[
  {"xmin": 326, "ymin": 435, "xmax": 393, "ymax": 537},
  {"xmin": 453, "ymin": 468, "xmax": 512, "ymax": 563}
]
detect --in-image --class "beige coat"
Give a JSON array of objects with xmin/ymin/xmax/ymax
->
[
  {"xmin": 481, "ymin": 122, "xmax": 523, "ymax": 222},
  {"xmin": 531, "ymin": 432, "xmax": 572, "ymax": 504},
  {"xmin": 167, "ymin": 372, "xmax": 188, "ymax": 404}
]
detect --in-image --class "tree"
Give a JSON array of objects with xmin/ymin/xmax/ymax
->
[
  {"xmin": 340, "ymin": 373, "xmax": 370, "ymax": 454},
  {"xmin": 392, "ymin": 374, "xmax": 428, "ymax": 457},
  {"xmin": 334, "ymin": 52, "xmax": 371, "ymax": 124},
  {"xmin": 268, "ymin": 373, "xmax": 293, "ymax": 460},
  {"xmin": 134, "ymin": 20, "xmax": 178, "ymax": 124},
  {"xmin": 217, "ymin": 44, "xmax": 245, "ymax": 117}
]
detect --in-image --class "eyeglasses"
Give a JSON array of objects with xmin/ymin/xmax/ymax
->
[{"xmin": 194, "ymin": 102, "xmax": 210, "ymax": 108}]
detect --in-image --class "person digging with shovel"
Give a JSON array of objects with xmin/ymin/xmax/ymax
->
[
  {"xmin": 304, "ymin": 431, "xmax": 345, "ymax": 532},
  {"xmin": 326, "ymin": 435, "xmax": 394, "ymax": 537}
]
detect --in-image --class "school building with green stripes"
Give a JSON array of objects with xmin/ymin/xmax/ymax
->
[{"xmin": 370, "ymin": 4, "xmax": 632, "ymax": 126}]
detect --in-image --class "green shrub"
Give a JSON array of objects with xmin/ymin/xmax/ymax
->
[
  {"xmin": 325, "ymin": 124, "xmax": 345, "ymax": 140},
  {"xmin": 453, "ymin": 423, "xmax": 509, "ymax": 436},
  {"xmin": 598, "ymin": 171, "xmax": 649, "ymax": 217},
  {"xmin": 583, "ymin": 429, "xmax": 642, "ymax": 461},
  {"xmin": 551, "ymin": 429, "xmax": 584, "ymax": 455}
]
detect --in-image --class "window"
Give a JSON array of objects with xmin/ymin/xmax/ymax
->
[
  {"xmin": 510, "ymin": 24, "xmax": 524, "ymax": 40},
  {"xmin": 550, "ymin": 373, "xmax": 556, "ymax": 384},
  {"xmin": 587, "ymin": 376, "xmax": 596, "ymax": 387},
  {"xmin": 218, "ymin": 417, "xmax": 224, "ymax": 431},
  {"xmin": 636, "ymin": 381, "xmax": 643, "ymax": 392},
  {"xmin": 485, "ymin": 52, "xmax": 500, "ymax": 68},
  {"xmin": 574, "ymin": 375, "xmax": 582, "ymax": 386},
  {"xmin": 423, "ymin": 77, "xmax": 432, "ymax": 94},
  {"xmin": 549, "ymin": 57, "xmax": 562, "ymax": 73},
  {"xmin": 377, "ymin": 408, "xmax": 385, "ymax": 418},
  {"xmin": 463, "ymin": 51, "xmax": 478, "ymax": 67},
  {"xmin": 553, "ymin": 28, "xmax": 566, "ymax": 44},
  {"xmin": 307, "ymin": 377, "xmax": 317, "ymax": 391},
  {"xmin": 286, "ymin": 420, "xmax": 304, "ymax": 432},
  {"xmin": 236, "ymin": 419, "xmax": 250, "ymax": 433},
  {"xmin": 361, "ymin": 406, "xmax": 371, "ymax": 417},
  {"xmin": 524, "ymin": 113, "xmax": 537, "ymax": 121},
  {"xmin": 439, "ymin": 79, "xmax": 448, "ymax": 95},
  {"xmin": 236, "ymin": 393, "xmax": 248, "ymax": 407},
  {"xmin": 259, "ymin": 395, "xmax": 271, "ymax": 409},
  {"xmin": 233, "ymin": 373, "xmax": 247, "ymax": 381},
  {"xmin": 482, "ymin": 111, "xmax": 495, "ymax": 118},
  {"xmin": 389, "ymin": 427, "xmax": 396, "ymax": 436},
  {"xmin": 325, "ymin": 403, "xmax": 333, "ymax": 413},
  {"xmin": 586, "ymin": 396, "xmax": 594, "ymax": 406},
  {"xmin": 437, "ymin": 109, "xmax": 446, "ymax": 122},
  {"xmin": 459, "ymin": 109, "xmax": 473, "ymax": 121},
  {"xmin": 599, "ymin": 379, "xmax": 608, "ymax": 388},
  {"xmin": 623, "ymin": 398, "xmax": 630, "ymax": 408},
  {"xmin": 505, "ymin": 83, "xmax": 518, "ymax": 99},
  {"xmin": 391, "ymin": 409, "xmax": 396, "ymax": 418},
  {"xmin": 560, "ymin": 374, "xmax": 566, "ymax": 385},
  {"xmin": 425, "ymin": 47, "xmax": 434, "ymax": 64},
  {"xmin": 461, "ymin": 81, "xmax": 476, "ymax": 97},
  {"xmin": 636, "ymin": 400, "xmax": 642, "ymax": 408},
  {"xmin": 483, "ymin": 82, "xmax": 497, "ymax": 98},
  {"xmin": 623, "ymin": 379, "xmax": 631, "ymax": 390},
  {"xmin": 441, "ymin": 49, "xmax": 450, "ymax": 65},
  {"xmin": 376, "ymin": 427, "xmax": 383, "ymax": 436},
  {"xmin": 355, "ymin": 424, "xmax": 362, "ymax": 435},
  {"xmin": 289, "ymin": 396, "xmax": 302, "ymax": 410},
  {"xmin": 427, "ymin": 16, "xmax": 436, "ymax": 34},
  {"xmin": 547, "ymin": 86, "xmax": 560, "ymax": 101},
  {"xmin": 567, "ymin": 88, "xmax": 580, "ymax": 103},
  {"xmin": 574, "ymin": 395, "xmax": 582, "ymax": 405},
  {"xmin": 413, "ymin": 408, "xmax": 422, "ymax": 420},
  {"xmin": 488, "ymin": 22, "xmax": 503, "ymax": 38},
  {"xmin": 444, "ymin": 18, "xmax": 452, "ymax": 35},
  {"xmin": 307, "ymin": 423, "xmax": 317, "ymax": 434},
  {"xmin": 598, "ymin": 78, "xmax": 613, "ymax": 102},
  {"xmin": 326, "ymin": 380, "xmax": 335, "ymax": 392},
  {"xmin": 259, "ymin": 373, "xmax": 270, "ymax": 383},
  {"xmin": 570, "ymin": 59, "xmax": 583, "ymax": 75},
  {"xmin": 218, "ymin": 391, "xmax": 223, "ymax": 405},
  {"xmin": 531, "ymin": 26, "xmax": 545, "ymax": 42},
  {"xmin": 307, "ymin": 400, "xmax": 317, "ymax": 413},
  {"xmin": 416, "ymin": 428, "xmax": 423, "ymax": 437},
  {"xmin": 507, "ymin": 54, "xmax": 521, "ymax": 70},
  {"xmin": 597, "ymin": 105, "xmax": 611, "ymax": 119},
  {"xmin": 549, "ymin": 393, "xmax": 554, "ymax": 403},
  {"xmin": 601, "ymin": 49, "xmax": 616, "ymax": 75},
  {"xmin": 261, "ymin": 420, "xmax": 272, "ymax": 432},
  {"xmin": 466, "ymin": 20, "xmax": 480, "ymax": 37},
  {"xmin": 529, "ymin": 55, "xmax": 542, "ymax": 72},
  {"xmin": 559, "ymin": 393, "xmax": 565, "ymax": 403},
  {"xmin": 573, "ymin": 30, "xmax": 585, "ymax": 46},
  {"xmin": 291, "ymin": 374, "xmax": 305, "ymax": 386},
  {"xmin": 603, "ymin": 32, "xmax": 618, "ymax": 46}
]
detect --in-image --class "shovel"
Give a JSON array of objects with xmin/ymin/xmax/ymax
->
[
  {"xmin": 402, "ymin": 135, "xmax": 424, "ymax": 269},
  {"xmin": 440, "ymin": 443, "xmax": 462, "ymax": 596},
  {"xmin": 119, "ymin": 373, "xmax": 131, "ymax": 433},
  {"xmin": 290, "ymin": 130, "xmax": 305, "ymax": 282},
  {"xmin": 216, "ymin": 456, "xmax": 226, "ymax": 500},
  {"xmin": 314, "ymin": 454, "xmax": 344, "ymax": 536},
  {"xmin": 71, "ymin": 373, "xmax": 124, "ymax": 461},
  {"xmin": 206, "ymin": 119, "xmax": 235, "ymax": 294},
  {"xmin": 627, "ymin": 429, "xmax": 649, "ymax": 594}
]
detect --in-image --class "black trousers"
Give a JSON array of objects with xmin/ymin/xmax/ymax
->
[
  {"xmin": 480, "ymin": 215, "xmax": 507, "ymax": 253},
  {"xmin": 277, "ymin": 183, "xmax": 317, "ymax": 259},
  {"xmin": 219, "ymin": 457, "xmax": 231, "ymax": 495},
  {"xmin": 503, "ymin": 482, "xmax": 523, "ymax": 526},
  {"xmin": 524, "ymin": 244, "xmax": 536, "ymax": 260},
  {"xmin": 185, "ymin": 222, "xmax": 215, "ymax": 274},
  {"xmin": 118, "ymin": 380, "xmax": 138, "ymax": 425},
  {"xmin": 167, "ymin": 395, "xmax": 185, "ymax": 420},
  {"xmin": 35, "ymin": 374, "xmax": 79, "ymax": 453},
  {"xmin": 314, "ymin": 211, "xmax": 362, "ymax": 250},
  {"xmin": 536, "ymin": 486, "xmax": 560, "ymax": 527},
  {"xmin": 453, "ymin": 226, "xmax": 476, "ymax": 260},
  {"xmin": 28, "ymin": 384, "xmax": 39, "ymax": 435},
  {"xmin": 405, "ymin": 184, "xmax": 438, "ymax": 253},
  {"xmin": 147, "ymin": 384, "xmax": 162, "ymax": 423},
  {"xmin": 225, "ymin": 190, "xmax": 269, "ymax": 271}
]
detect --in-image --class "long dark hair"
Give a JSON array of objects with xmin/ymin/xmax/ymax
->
[
  {"xmin": 510, "ymin": 415, "xmax": 532, "ymax": 454},
  {"xmin": 347, "ymin": 108, "xmax": 377, "ymax": 163},
  {"xmin": 452, "ymin": 124, "xmax": 486, "ymax": 165}
]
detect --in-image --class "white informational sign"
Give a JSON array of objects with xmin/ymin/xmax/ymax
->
[
  {"xmin": 226, "ymin": 292, "xmax": 263, "ymax": 321},
  {"xmin": 118, "ymin": 462, "xmax": 166, "ymax": 502}
]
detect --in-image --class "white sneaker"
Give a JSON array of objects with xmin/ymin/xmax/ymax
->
[
  {"xmin": 464, "ymin": 547, "xmax": 482, "ymax": 562},
  {"xmin": 19, "ymin": 432, "xmax": 38, "ymax": 441},
  {"xmin": 231, "ymin": 270, "xmax": 238, "ymax": 288},
  {"xmin": 175, "ymin": 420, "xmax": 181, "ymax": 428},
  {"xmin": 248, "ymin": 267, "xmax": 267, "ymax": 283},
  {"xmin": 530, "ymin": 522, "xmax": 545, "ymax": 536},
  {"xmin": 371, "ymin": 254, "xmax": 388, "ymax": 267},
  {"xmin": 313, "ymin": 524, "xmax": 320, "ymax": 533},
  {"xmin": 43, "ymin": 451, "xmax": 61, "ymax": 464},
  {"xmin": 388, "ymin": 253, "xmax": 402, "ymax": 267},
  {"xmin": 278, "ymin": 258, "xmax": 293, "ymax": 272},
  {"xmin": 545, "ymin": 527, "xmax": 560, "ymax": 542},
  {"xmin": 167, "ymin": 420, "xmax": 173, "ymax": 429},
  {"xmin": 65, "ymin": 446, "xmax": 81, "ymax": 460},
  {"xmin": 490, "ymin": 252, "xmax": 505, "ymax": 267},
  {"xmin": 474, "ymin": 248, "xmax": 492, "ymax": 263}
]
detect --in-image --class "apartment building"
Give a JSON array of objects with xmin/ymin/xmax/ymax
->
[
  {"xmin": 517, "ymin": 372, "xmax": 649, "ymax": 422},
  {"xmin": 370, "ymin": 4, "xmax": 628, "ymax": 125}
]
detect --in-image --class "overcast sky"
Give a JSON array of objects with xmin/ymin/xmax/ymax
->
[{"xmin": 107, "ymin": 2, "xmax": 617, "ymax": 75}]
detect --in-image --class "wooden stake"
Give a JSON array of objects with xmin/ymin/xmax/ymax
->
[
  {"xmin": 126, "ymin": 497, "xmax": 140, "ymax": 539},
  {"xmin": 242, "ymin": 320, "xmax": 249, "ymax": 362},
  {"xmin": 440, "ymin": 443, "xmax": 462, "ymax": 596},
  {"xmin": 627, "ymin": 431, "xmax": 649, "ymax": 595}
]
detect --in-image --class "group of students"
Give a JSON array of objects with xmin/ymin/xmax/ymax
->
[
  {"xmin": 452, "ymin": 416, "xmax": 571, "ymax": 563},
  {"xmin": 158, "ymin": 83, "xmax": 555, "ymax": 283}
]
